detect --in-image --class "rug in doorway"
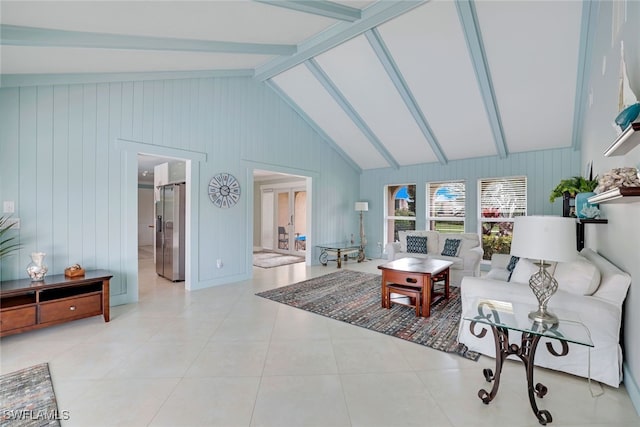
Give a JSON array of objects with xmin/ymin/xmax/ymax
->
[
  {"xmin": 0, "ymin": 363, "xmax": 63, "ymax": 426},
  {"xmin": 253, "ymin": 251, "xmax": 304, "ymax": 268},
  {"xmin": 256, "ymin": 270, "xmax": 479, "ymax": 361}
]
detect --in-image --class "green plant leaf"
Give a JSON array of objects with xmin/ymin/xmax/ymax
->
[
  {"xmin": 549, "ymin": 176, "xmax": 598, "ymax": 203},
  {"xmin": 0, "ymin": 215, "xmax": 22, "ymax": 259}
]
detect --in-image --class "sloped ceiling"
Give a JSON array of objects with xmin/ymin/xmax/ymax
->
[{"xmin": 0, "ymin": 1, "xmax": 594, "ymax": 172}]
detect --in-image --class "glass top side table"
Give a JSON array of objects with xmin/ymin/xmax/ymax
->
[{"xmin": 463, "ymin": 299, "xmax": 593, "ymax": 425}]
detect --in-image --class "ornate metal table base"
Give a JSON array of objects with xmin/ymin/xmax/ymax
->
[{"xmin": 469, "ymin": 321, "xmax": 569, "ymax": 425}]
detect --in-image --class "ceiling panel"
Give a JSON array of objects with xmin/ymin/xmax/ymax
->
[
  {"xmin": 272, "ymin": 64, "xmax": 389, "ymax": 170},
  {"xmin": 1, "ymin": 46, "xmax": 274, "ymax": 74},
  {"xmin": 475, "ymin": 1, "xmax": 583, "ymax": 153},
  {"xmin": 314, "ymin": 34, "xmax": 438, "ymax": 166},
  {"xmin": 0, "ymin": 1, "xmax": 337, "ymax": 44},
  {"xmin": 377, "ymin": 1, "xmax": 497, "ymax": 160},
  {"xmin": 0, "ymin": 1, "xmax": 591, "ymax": 172}
]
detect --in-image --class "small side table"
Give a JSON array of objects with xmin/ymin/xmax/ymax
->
[
  {"xmin": 316, "ymin": 242, "xmax": 360, "ymax": 268},
  {"xmin": 378, "ymin": 257, "xmax": 452, "ymax": 318},
  {"xmin": 463, "ymin": 299, "xmax": 593, "ymax": 425}
]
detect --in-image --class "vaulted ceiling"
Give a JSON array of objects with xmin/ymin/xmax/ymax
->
[{"xmin": 0, "ymin": 1, "xmax": 594, "ymax": 172}]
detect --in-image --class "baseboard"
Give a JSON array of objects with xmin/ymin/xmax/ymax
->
[
  {"xmin": 623, "ymin": 362, "xmax": 640, "ymax": 416},
  {"xmin": 189, "ymin": 271, "xmax": 251, "ymax": 291}
]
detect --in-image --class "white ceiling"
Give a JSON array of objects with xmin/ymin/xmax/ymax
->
[{"xmin": 1, "ymin": 1, "xmax": 592, "ymax": 172}]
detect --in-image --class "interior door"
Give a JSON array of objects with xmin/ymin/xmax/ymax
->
[
  {"xmin": 276, "ymin": 188, "xmax": 306, "ymax": 255},
  {"xmin": 276, "ymin": 191, "xmax": 291, "ymax": 253},
  {"xmin": 260, "ymin": 190, "xmax": 275, "ymax": 250},
  {"xmin": 292, "ymin": 189, "xmax": 306, "ymax": 255}
]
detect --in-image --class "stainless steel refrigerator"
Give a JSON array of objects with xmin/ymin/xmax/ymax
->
[{"xmin": 155, "ymin": 182, "xmax": 186, "ymax": 281}]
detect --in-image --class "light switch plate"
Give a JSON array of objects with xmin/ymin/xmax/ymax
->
[{"xmin": 3, "ymin": 201, "xmax": 15, "ymax": 213}]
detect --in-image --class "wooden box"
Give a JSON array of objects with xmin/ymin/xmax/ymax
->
[{"xmin": 64, "ymin": 267, "xmax": 85, "ymax": 278}]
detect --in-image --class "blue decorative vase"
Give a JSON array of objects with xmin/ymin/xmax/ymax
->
[
  {"xmin": 615, "ymin": 102, "xmax": 640, "ymax": 131},
  {"xmin": 575, "ymin": 192, "xmax": 598, "ymax": 219}
]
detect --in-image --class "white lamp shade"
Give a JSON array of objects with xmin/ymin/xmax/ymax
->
[
  {"xmin": 510, "ymin": 216, "xmax": 576, "ymax": 262},
  {"xmin": 355, "ymin": 202, "xmax": 369, "ymax": 212}
]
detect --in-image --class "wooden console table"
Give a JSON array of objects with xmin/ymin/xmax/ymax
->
[{"xmin": 0, "ymin": 270, "xmax": 112, "ymax": 337}]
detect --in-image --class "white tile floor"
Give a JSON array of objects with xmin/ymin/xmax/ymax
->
[{"xmin": 1, "ymin": 256, "xmax": 638, "ymax": 426}]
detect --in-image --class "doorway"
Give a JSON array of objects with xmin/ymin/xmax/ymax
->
[
  {"xmin": 117, "ymin": 138, "xmax": 206, "ymax": 304},
  {"xmin": 137, "ymin": 154, "xmax": 188, "ymax": 297},
  {"xmin": 253, "ymin": 169, "xmax": 310, "ymax": 263}
]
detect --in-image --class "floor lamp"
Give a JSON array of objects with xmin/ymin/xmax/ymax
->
[
  {"xmin": 355, "ymin": 202, "xmax": 368, "ymax": 262},
  {"xmin": 510, "ymin": 216, "xmax": 576, "ymax": 325}
]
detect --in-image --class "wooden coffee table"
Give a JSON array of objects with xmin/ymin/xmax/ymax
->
[{"xmin": 378, "ymin": 257, "xmax": 453, "ymax": 317}]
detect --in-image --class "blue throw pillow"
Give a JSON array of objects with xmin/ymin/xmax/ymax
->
[
  {"xmin": 406, "ymin": 235, "xmax": 428, "ymax": 254},
  {"xmin": 506, "ymin": 256, "xmax": 520, "ymax": 281},
  {"xmin": 441, "ymin": 238, "xmax": 461, "ymax": 257}
]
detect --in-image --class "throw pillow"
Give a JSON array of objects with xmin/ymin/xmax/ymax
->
[
  {"xmin": 406, "ymin": 235, "xmax": 428, "ymax": 254},
  {"xmin": 509, "ymin": 258, "xmax": 539, "ymax": 284},
  {"xmin": 510, "ymin": 259, "xmax": 559, "ymax": 284},
  {"xmin": 506, "ymin": 256, "xmax": 520, "ymax": 281},
  {"xmin": 441, "ymin": 238, "xmax": 461, "ymax": 257},
  {"xmin": 554, "ymin": 256, "xmax": 601, "ymax": 296},
  {"xmin": 486, "ymin": 269, "xmax": 510, "ymax": 281}
]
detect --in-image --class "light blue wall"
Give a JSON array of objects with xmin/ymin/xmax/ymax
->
[
  {"xmin": 0, "ymin": 76, "xmax": 361, "ymax": 302},
  {"xmin": 579, "ymin": 1, "xmax": 640, "ymax": 414},
  {"xmin": 359, "ymin": 147, "xmax": 582, "ymax": 254}
]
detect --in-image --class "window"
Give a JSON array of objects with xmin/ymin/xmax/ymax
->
[
  {"xmin": 427, "ymin": 181, "xmax": 465, "ymax": 233},
  {"xmin": 384, "ymin": 184, "xmax": 416, "ymax": 244},
  {"xmin": 478, "ymin": 176, "xmax": 527, "ymax": 260}
]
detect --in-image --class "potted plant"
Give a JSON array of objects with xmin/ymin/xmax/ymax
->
[
  {"xmin": 549, "ymin": 176, "xmax": 599, "ymax": 217},
  {"xmin": 0, "ymin": 215, "xmax": 21, "ymax": 260}
]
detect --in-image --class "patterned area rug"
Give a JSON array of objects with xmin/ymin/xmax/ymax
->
[
  {"xmin": 256, "ymin": 270, "xmax": 479, "ymax": 361},
  {"xmin": 0, "ymin": 363, "xmax": 63, "ymax": 426},
  {"xmin": 253, "ymin": 251, "xmax": 304, "ymax": 268}
]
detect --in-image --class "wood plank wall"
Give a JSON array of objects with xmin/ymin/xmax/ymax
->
[
  {"xmin": 0, "ymin": 77, "xmax": 360, "ymax": 301},
  {"xmin": 359, "ymin": 147, "xmax": 582, "ymax": 249},
  {"xmin": 0, "ymin": 75, "xmax": 582, "ymax": 299}
]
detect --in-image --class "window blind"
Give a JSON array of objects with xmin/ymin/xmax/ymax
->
[
  {"xmin": 427, "ymin": 181, "xmax": 466, "ymax": 218},
  {"xmin": 479, "ymin": 177, "xmax": 527, "ymax": 218}
]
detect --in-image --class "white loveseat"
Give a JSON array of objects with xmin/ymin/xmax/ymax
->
[
  {"xmin": 458, "ymin": 248, "xmax": 631, "ymax": 387},
  {"xmin": 385, "ymin": 230, "xmax": 483, "ymax": 286}
]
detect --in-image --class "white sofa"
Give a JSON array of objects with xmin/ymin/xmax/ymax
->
[
  {"xmin": 385, "ymin": 230, "xmax": 483, "ymax": 286},
  {"xmin": 458, "ymin": 248, "xmax": 631, "ymax": 387}
]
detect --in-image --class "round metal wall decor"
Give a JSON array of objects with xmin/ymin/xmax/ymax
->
[{"xmin": 208, "ymin": 173, "xmax": 241, "ymax": 208}]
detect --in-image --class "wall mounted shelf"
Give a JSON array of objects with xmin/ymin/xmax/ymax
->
[
  {"xmin": 604, "ymin": 122, "xmax": 640, "ymax": 156},
  {"xmin": 576, "ymin": 218, "xmax": 608, "ymax": 252},
  {"xmin": 588, "ymin": 186, "xmax": 640, "ymax": 204}
]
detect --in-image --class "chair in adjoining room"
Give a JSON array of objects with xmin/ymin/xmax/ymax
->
[
  {"xmin": 295, "ymin": 233, "xmax": 306, "ymax": 250},
  {"xmin": 278, "ymin": 226, "xmax": 289, "ymax": 249}
]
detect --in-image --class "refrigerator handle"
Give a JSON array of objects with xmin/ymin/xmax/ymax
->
[{"xmin": 156, "ymin": 215, "xmax": 163, "ymax": 233}]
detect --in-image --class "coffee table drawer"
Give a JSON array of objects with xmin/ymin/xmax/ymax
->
[
  {"xmin": 39, "ymin": 293, "xmax": 102, "ymax": 324},
  {"xmin": 383, "ymin": 270, "xmax": 426, "ymax": 286}
]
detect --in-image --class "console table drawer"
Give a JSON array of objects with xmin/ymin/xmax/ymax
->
[
  {"xmin": 0, "ymin": 306, "xmax": 37, "ymax": 333},
  {"xmin": 39, "ymin": 293, "xmax": 102, "ymax": 324}
]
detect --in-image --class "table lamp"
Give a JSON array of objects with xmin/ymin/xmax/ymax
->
[
  {"xmin": 355, "ymin": 202, "xmax": 368, "ymax": 261},
  {"xmin": 510, "ymin": 216, "xmax": 576, "ymax": 324}
]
